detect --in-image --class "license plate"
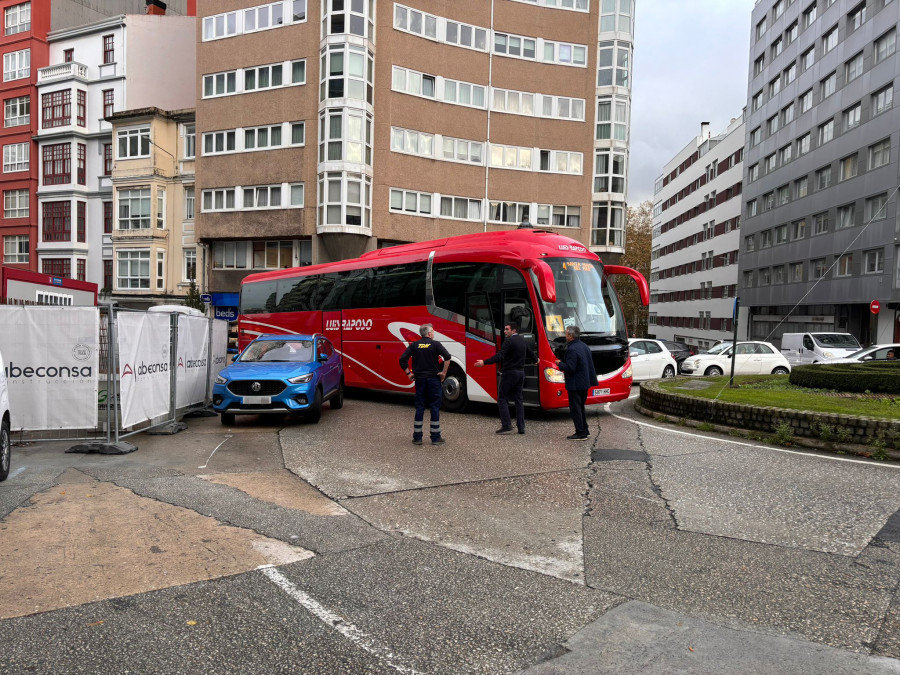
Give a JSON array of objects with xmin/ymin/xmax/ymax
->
[
  {"xmin": 592, "ymin": 388, "xmax": 610, "ymax": 396},
  {"xmin": 242, "ymin": 396, "xmax": 271, "ymax": 404}
]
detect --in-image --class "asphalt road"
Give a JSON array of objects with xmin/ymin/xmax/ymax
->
[{"xmin": 0, "ymin": 388, "xmax": 898, "ymax": 674}]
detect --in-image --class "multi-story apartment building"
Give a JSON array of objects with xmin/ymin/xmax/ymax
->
[
  {"xmin": 195, "ymin": 0, "xmax": 635, "ymax": 316},
  {"xmin": 741, "ymin": 0, "xmax": 900, "ymax": 345},
  {"xmin": 0, "ymin": 0, "xmax": 193, "ymax": 283},
  {"xmin": 34, "ymin": 8, "xmax": 195, "ymax": 291},
  {"xmin": 649, "ymin": 117, "xmax": 746, "ymax": 351},
  {"xmin": 108, "ymin": 107, "xmax": 196, "ymax": 308}
]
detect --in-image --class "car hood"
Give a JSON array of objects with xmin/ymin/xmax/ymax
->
[{"xmin": 221, "ymin": 362, "xmax": 315, "ymax": 380}]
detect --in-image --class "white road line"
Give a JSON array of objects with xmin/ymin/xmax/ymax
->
[
  {"xmin": 198, "ymin": 435, "xmax": 232, "ymax": 469},
  {"xmin": 7, "ymin": 465, "xmax": 26, "ymax": 479},
  {"xmin": 605, "ymin": 405, "xmax": 900, "ymax": 469},
  {"xmin": 259, "ymin": 566, "xmax": 422, "ymax": 674}
]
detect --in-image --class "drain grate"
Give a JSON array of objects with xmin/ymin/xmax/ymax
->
[{"xmin": 591, "ymin": 448, "xmax": 648, "ymax": 462}]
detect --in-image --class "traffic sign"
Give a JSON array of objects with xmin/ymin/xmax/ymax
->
[
  {"xmin": 200, "ymin": 293, "xmax": 212, "ymax": 304},
  {"xmin": 870, "ymin": 300, "xmax": 880, "ymax": 314}
]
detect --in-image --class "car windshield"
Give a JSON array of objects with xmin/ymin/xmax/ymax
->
[
  {"xmin": 813, "ymin": 334, "xmax": 860, "ymax": 349},
  {"xmin": 241, "ymin": 339, "xmax": 314, "ymax": 363},
  {"xmin": 705, "ymin": 342, "xmax": 732, "ymax": 355},
  {"xmin": 538, "ymin": 258, "xmax": 626, "ymax": 341}
]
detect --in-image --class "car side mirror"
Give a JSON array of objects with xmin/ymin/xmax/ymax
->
[
  {"xmin": 318, "ymin": 352, "xmax": 328, "ymax": 362},
  {"xmin": 231, "ymin": 354, "xmax": 239, "ymax": 362}
]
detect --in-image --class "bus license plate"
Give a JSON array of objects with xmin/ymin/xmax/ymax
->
[
  {"xmin": 242, "ymin": 396, "xmax": 271, "ymax": 404},
  {"xmin": 592, "ymin": 388, "xmax": 610, "ymax": 396}
]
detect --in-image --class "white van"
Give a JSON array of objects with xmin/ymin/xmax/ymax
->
[{"xmin": 780, "ymin": 332, "xmax": 861, "ymax": 365}]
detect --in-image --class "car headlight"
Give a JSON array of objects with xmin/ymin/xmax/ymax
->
[
  {"xmin": 823, "ymin": 351, "xmax": 834, "ymax": 358},
  {"xmin": 622, "ymin": 365, "xmax": 633, "ymax": 378},
  {"xmin": 215, "ymin": 374, "xmax": 227, "ymax": 384},
  {"xmin": 543, "ymin": 367, "xmax": 565, "ymax": 383},
  {"xmin": 288, "ymin": 373, "xmax": 314, "ymax": 384}
]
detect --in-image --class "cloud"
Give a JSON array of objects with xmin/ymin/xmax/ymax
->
[{"xmin": 628, "ymin": 0, "xmax": 756, "ymax": 205}]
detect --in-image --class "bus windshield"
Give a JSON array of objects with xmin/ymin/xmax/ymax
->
[{"xmin": 538, "ymin": 258, "xmax": 626, "ymax": 341}]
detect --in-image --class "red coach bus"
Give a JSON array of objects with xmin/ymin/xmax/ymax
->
[{"xmin": 237, "ymin": 229, "xmax": 648, "ymax": 411}]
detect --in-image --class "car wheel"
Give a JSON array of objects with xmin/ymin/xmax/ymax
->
[
  {"xmin": 705, "ymin": 366, "xmax": 724, "ymax": 376},
  {"xmin": 307, "ymin": 387, "xmax": 322, "ymax": 423},
  {"xmin": 662, "ymin": 365, "xmax": 675, "ymax": 378},
  {"xmin": 330, "ymin": 378, "xmax": 344, "ymax": 410},
  {"xmin": 220, "ymin": 412, "xmax": 235, "ymax": 426},
  {"xmin": 772, "ymin": 367, "xmax": 789, "ymax": 375},
  {"xmin": 0, "ymin": 416, "xmax": 10, "ymax": 481},
  {"xmin": 441, "ymin": 365, "xmax": 468, "ymax": 413}
]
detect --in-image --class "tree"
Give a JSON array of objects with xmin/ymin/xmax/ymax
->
[
  {"xmin": 613, "ymin": 200, "xmax": 653, "ymax": 338},
  {"xmin": 183, "ymin": 277, "xmax": 206, "ymax": 313}
]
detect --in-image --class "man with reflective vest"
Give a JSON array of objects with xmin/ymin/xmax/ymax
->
[{"xmin": 399, "ymin": 324, "xmax": 451, "ymax": 446}]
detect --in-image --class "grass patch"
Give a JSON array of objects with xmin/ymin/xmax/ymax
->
[{"xmin": 656, "ymin": 375, "xmax": 900, "ymax": 421}]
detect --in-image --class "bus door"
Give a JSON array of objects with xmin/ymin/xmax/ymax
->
[
  {"xmin": 463, "ymin": 292, "xmax": 500, "ymax": 403},
  {"xmin": 500, "ymin": 289, "xmax": 540, "ymax": 407}
]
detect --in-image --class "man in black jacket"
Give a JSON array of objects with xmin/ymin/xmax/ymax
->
[
  {"xmin": 399, "ymin": 324, "xmax": 451, "ymax": 446},
  {"xmin": 475, "ymin": 322, "xmax": 536, "ymax": 434},
  {"xmin": 554, "ymin": 325, "xmax": 598, "ymax": 441}
]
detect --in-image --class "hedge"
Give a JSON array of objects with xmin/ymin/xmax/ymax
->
[{"xmin": 789, "ymin": 361, "xmax": 900, "ymax": 393}]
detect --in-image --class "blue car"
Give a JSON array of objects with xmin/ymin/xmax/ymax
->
[{"xmin": 213, "ymin": 334, "xmax": 344, "ymax": 425}]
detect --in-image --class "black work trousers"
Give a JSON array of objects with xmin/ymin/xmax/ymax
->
[
  {"xmin": 498, "ymin": 369, "xmax": 525, "ymax": 431},
  {"xmin": 568, "ymin": 389, "xmax": 589, "ymax": 436}
]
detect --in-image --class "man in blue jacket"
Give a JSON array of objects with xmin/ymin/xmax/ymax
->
[{"xmin": 554, "ymin": 325, "xmax": 598, "ymax": 441}]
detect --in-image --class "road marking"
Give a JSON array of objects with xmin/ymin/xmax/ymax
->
[
  {"xmin": 605, "ymin": 405, "xmax": 900, "ymax": 469},
  {"xmin": 8, "ymin": 465, "xmax": 26, "ymax": 479},
  {"xmin": 198, "ymin": 435, "xmax": 232, "ymax": 469},
  {"xmin": 259, "ymin": 566, "xmax": 422, "ymax": 674}
]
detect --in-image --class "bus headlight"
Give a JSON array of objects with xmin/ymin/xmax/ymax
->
[
  {"xmin": 622, "ymin": 365, "xmax": 633, "ymax": 379},
  {"xmin": 544, "ymin": 367, "xmax": 565, "ymax": 383}
]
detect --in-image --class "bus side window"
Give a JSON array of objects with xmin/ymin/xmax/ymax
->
[
  {"xmin": 466, "ymin": 292, "xmax": 495, "ymax": 342},
  {"xmin": 241, "ymin": 280, "xmax": 278, "ymax": 314},
  {"xmin": 277, "ymin": 275, "xmax": 318, "ymax": 312}
]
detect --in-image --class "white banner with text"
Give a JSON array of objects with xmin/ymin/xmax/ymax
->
[
  {"xmin": 117, "ymin": 312, "xmax": 171, "ymax": 428},
  {"xmin": 176, "ymin": 315, "xmax": 210, "ymax": 409}
]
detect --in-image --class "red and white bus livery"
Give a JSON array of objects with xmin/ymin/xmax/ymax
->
[{"xmin": 237, "ymin": 229, "xmax": 648, "ymax": 411}]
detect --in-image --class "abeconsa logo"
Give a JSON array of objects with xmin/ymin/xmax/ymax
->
[
  {"xmin": 5, "ymin": 362, "xmax": 93, "ymax": 379},
  {"xmin": 177, "ymin": 357, "xmax": 207, "ymax": 370},
  {"xmin": 121, "ymin": 361, "xmax": 168, "ymax": 377}
]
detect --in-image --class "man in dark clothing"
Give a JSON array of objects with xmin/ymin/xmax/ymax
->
[
  {"xmin": 554, "ymin": 325, "xmax": 598, "ymax": 441},
  {"xmin": 475, "ymin": 322, "xmax": 537, "ymax": 434},
  {"xmin": 399, "ymin": 324, "xmax": 451, "ymax": 446}
]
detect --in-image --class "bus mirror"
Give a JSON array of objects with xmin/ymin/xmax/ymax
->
[
  {"xmin": 604, "ymin": 265, "xmax": 650, "ymax": 306},
  {"xmin": 532, "ymin": 261, "xmax": 556, "ymax": 303}
]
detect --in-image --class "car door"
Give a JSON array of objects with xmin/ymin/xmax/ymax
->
[
  {"xmin": 801, "ymin": 335, "xmax": 816, "ymax": 364},
  {"xmin": 754, "ymin": 343, "xmax": 779, "ymax": 372},
  {"xmin": 643, "ymin": 340, "xmax": 667, "ymax": 378},
  {"xmin": 628, "ymin": 341, "xmax": 649, "ymax": 380},
  {"xmin": 317, "ymin": 337, "xmax": 338, "ymax": 395},
  {"xmin": 734, "ymin": 343, "xmax": 761, "ymax": 374}
]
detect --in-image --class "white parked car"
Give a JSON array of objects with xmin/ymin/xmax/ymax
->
[
  {"xmin": 628, "ymin": 338, "xmax": 679, "ymax": 381},
  {"xmin": 681, "ymin": 341, "xmax": 791, "ymax": 377},
  {"xmin": 0, "ymin": 349, "xmax": 9, "ymax": 481},
  {"xmin": 821, "ymin": 344, "xmax": 900, "ymax": 364}
]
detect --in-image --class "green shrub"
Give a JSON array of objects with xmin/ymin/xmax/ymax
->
[
  {"xmin": 790, "ymin": 362, "xmax": 900, "ymax": 394},
  {"xmin": 773, "ymin": 421, "xmax": 794, "ymax": 446}
]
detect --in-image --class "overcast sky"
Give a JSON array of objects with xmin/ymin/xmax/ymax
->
[{"xmin": 628, "ymin": 0, "xmax": 757, "ymax": 205}]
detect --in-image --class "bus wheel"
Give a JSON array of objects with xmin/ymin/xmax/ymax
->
[{"xmin": 442, "ymin": 366, "xmax": 468, "ymax": 413}]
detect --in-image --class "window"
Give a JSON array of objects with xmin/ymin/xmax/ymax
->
[
  {"xmin": 243, "ymin": 2, "xmax": 287, "ymax": 33},
  {"xmin": 812, "ymin": 258, "xmax": 827, "ymax": 279},
  {"xmin": 202, "ymin": 188, "xmax": 236, "ymax": 212},
  {"xmin": 839, "ymin": 154, "xmax": 858, "ymax": 181},
  {"xmin": 765, "ymin": 153, "xmax": 777, "ymax": 173},
  {"xmin": 775, "ymin": 224, "xmax": 788, "ymax": 244},
  {"xmin": 103, "ymin": 143, "xmax": 112, "ymax": 175},
  {"xmin": 746, "ymin": 199, "xmax": 758, "ymax": 217},
  {"xmin": 42, "ymin": 259, "xmax": 70, "ymax": 279},
  {"xmin": 786, "ymin": 21, "xmax": 798, "ymax": 44},
  {"xmin": 750, "ymin": 127, "xmax": 761, "ymax": 147},
  {"xmin": 792, "ymin": 219, "xmax": 807, "ymax": 240},
  {"xmin": 76, "ymin": 143, "xmax": 85, "ymax": 185},
  {"xmin": 799, "ymin": 89, "xmax": 812, "ymax": 113},
  {"xmin": 440, "ymin": 136, "xmax": 484, "ymax": 164},
  {"xmin": 439, "ymin": 195, "xmax": 482, "ymax": 221},
  {"xmin": 779, "ymin": 144, "xmax": 792, "ymax": 165},
  {"xmin": 769, "ymin": 75, "xmax": 781, "ymax": 96},
  {"xmin": 761, "ymin": 229, "xmax": 773, "ymax": 248},
  {"xmin": 389, "ymin": 188, "xmax": 433, "ymax": 215},
  {"xmin": 869, "ymin": 139, "xmax": 890, "ymax": 168},
  {"xmin": 4, "ymin": 188, "xmax": 27, "ymax": 218},
  {"xmin": 594, "ymin": 150, "xmax": 625, "ymax": 192},
  {"xmin": 4, "ymin": 48, "xmax": 29, "ymax": 81},
  {"xmin": 813, "ymin": 212, "xmax": 829, "ymax": 234},
  {"xmin": 42, "ymin": 143, "xmax": 70, "ymax": 185},
  {"xmin": 872, "ymin": 84, "xmax": 893, "ymax": 116},
  {"xmin": 3, "ymin": 234, "xmax": 27, "ymax": 263},
  {"xmin": 748, "ymin": 163, "xmax": 759, "ymax": 181},
  {"xmin": 4, "ymin": 95, "xmax": 28, "ymax": 127},
  {"xmin": 865, "ymin": 193, "xmax": 888, "ymax": 221},
  {"xmin": 865, "ymin": 249, "xmax": 884, "ymax": 274},
  {"xmin": 494, "ymin": 32, "xmax": 538, "ymax": 60},
  {"xmin": 791, "ymin": 262, "xmax": 803, "ymax": 282},
  {"xmin": 845, "ymin": 52, "xmax": 864, "ymax": 82},
  {"xmin": 291, "ymin": 121, "xmax": 305, "ymax": 145},
  {"xmin": 818, "ymin": 119, "xmax": 834, "ymax": 145},
  {"xmin": 390, "ymin": 127, "xmax": 434, "ymax": 158},
  {"xmin": 756, "ymin": 16, "xmax": 767, "ymax": 40},
  {"xmin": 774, "ymin": 0, "xmax": 785, "ymax": 19},
  {"xmin": 184, "ymin": 187, "xmax": 194, "ymax": 220},
  {"xmin": 42, "ymin": 201, "xmax": 70, "ymax": 242},
  {"xmin": 803, "ymin": 3, "xmax": 817, "ymax": 28},
  {"xmin": 103, "ymin": 201, "xmax": 112, "ymax": 233},
  {"xmin": 184, "ymin": 248, "xmax": 197, "ymax": 282},
  {"xmin": 801, "ymin": 46, "xmax": 815, "ymax": 71},
  {"xmin": 392, "ymin": 66, "xmax": 437, "ymax": 100},
  {"xmin": 203, "ymin": 130, "xmax": 236, "ymax": 155},
  {"xmin": 543, "ymin": 40, "xmax": 587, "ymax": 66},
  {"xmin": 41, "ymin": 90, "xmax": 70, "ymax": 128},
  {"xmin": 842, "ymin": 103, "xmax": 861, "ymax": 131},
  {"xmin": 823, "ymin": 26, "xmax": 837, "ymax": 53},
  {"xmin": 241, "ymin": 184, "xmax": 284, "ymax": 209},
  {"xmin": 820, "ymin": 71, "xmax": 836, "ymax": 98},
  {"xmin": 117, "ymin": 127, "xmax": 150, "ymax": 159},
  {"xmin": 797, "ymin": 133, "xmax": 810, "ymax": 156},
  {"xmin": 837, "ymin": 203, "xmax": 855, "ymax": 228},
  {"xmin": 244, "ymin": 124, "xmax": 285, "ymax": 151},
  {"xmin": 5, "ymin": 3, "xmax": 30, "ymax": 35},
  {"xmin": 202, "ymin": 70, "xmax": 237, "ymax": 97},
  {"xmin": 875, "ymin": 30, "xmax": 897, "ymax": 63},
  {"xmin": 764, "ymin": 191, "xmax": 775, "ymax": 211},
  {"xmin": 795, "ymin": 176, "xmax": 808, "ymax": 198},
  {"xmin": 444, "ymin": 78, "xmax": 485, "ymax": 108},
  {"xmin": 117, "ymin": 187, "xmax": 150, "ymax": 229},
  {"xmin": 778, "ymin": 184, "xmax": 790, "ymax": 205},
  {"xmin": 102, "ymin": 34, "xmax": 114, "ymax": 64},
  {"xmin": 767, "ymin": 115, "xmax": 779, "ymax": 135},
  {"xmin": 63, "ymin": 48, "xmax": 73, "ymax": 63},
  {"xmin": 103, "ymin": 89, "xmax": 114, "ymax": 118},
  {"xmin": 156, "ymin": 250, "xmax": 164, "ymax": 290},
  {"xmin": 754, "ymin": 54, "xmax": 765, "ymax": 76},
  {"xmin": 836, "ymin": 254, "xmax": 852, "ymax": 277},
  {"xmin": 815, "ymin": 165, "xmax": 832, "ymax": 190},
  {"xmin": 784, "ymin": 61, "xmax": 796, "ymax": 84},
  {"xmin": 76, "ymin": 201, "xmax": 85, "ymax": 242},
  {"xmin": 156, "ymin": 188, "xmax": 165, "ymax": 228},
  {"xmin": 782, "ymin": 102, "xmax": 795, "ymax": 125},
  {"xmin": 202, "ymin": 10, "xmax": 238, "ymax": 40},
  {"xmin": 103, "ymin": 260, "xmax": 112, "ymax": 291},
  {"xmin": 751, "ymin": 90, "xmax": 763, "ymax": 111},
  {"xmin": 744, "ymin": 271, "xmax": 754, "ymax": 288},
  {"xmin": 183, "ymin": 125, "xmax": 195, "ymax": 159},
  {"xmin": 772, "ymin": 37, "xmax": 783, "ymax": 58},
  {"xmin": 848, "ymin": 2, "xmax": 866, "ymax": 30},
  {"xmin": 117, "ymin": 250, "xmax": 150, "ymax": 289},
  {"xmin": 3, "ymin": 142, "xmax": 28, "ymax": 172}
]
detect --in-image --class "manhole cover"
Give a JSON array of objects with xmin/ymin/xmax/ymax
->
[{"xmin": 591, "ymin": 448, "xmax": 648, "ymax": 462}]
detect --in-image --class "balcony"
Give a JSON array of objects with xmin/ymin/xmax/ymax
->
[{"xmin": 37, "ymin": 62, "xmax": 88, "ymax": 84}]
